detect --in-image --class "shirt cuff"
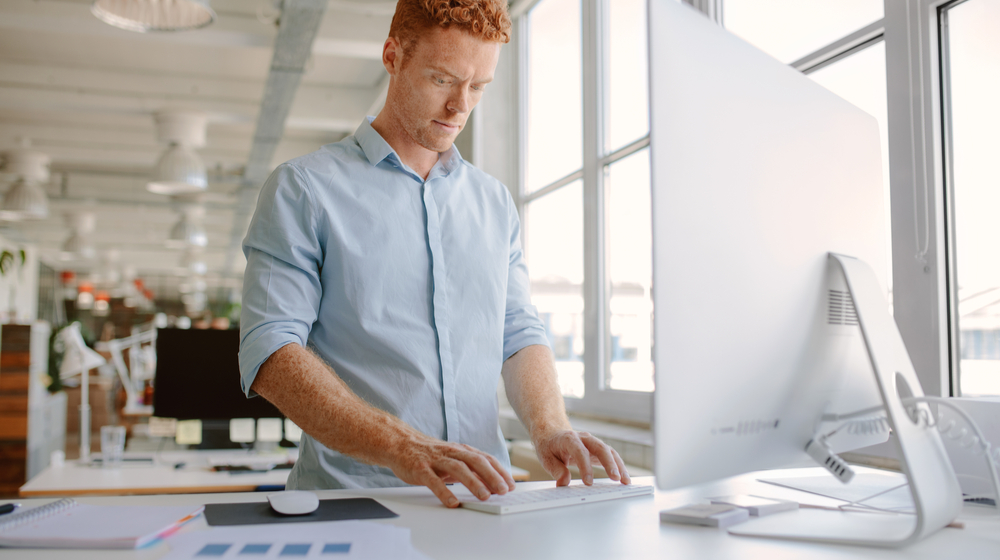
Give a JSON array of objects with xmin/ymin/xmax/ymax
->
[
  {"xmin": 502, "ymin": 327, "xmax": 551, "ymax": 363},
  {"xmin": 239, "ymin": 324, "xmax": 308, "ymax": 397}
]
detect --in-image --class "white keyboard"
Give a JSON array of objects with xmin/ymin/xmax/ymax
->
[{"xmin": 460, "ymin": 483, "xmax": 653, "ymax": 515}]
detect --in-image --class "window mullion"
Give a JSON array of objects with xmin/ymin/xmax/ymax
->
[
  {"xmin": 581, "ymin": 0, "xmax": 607, "ymax": 402},
  {"xmin": 515, "ymin": 15, "xmax": 529, "ymax": 220},
  {"xmin": 884, "ymin": 0, "xmax": 953, "ymax": 397}
]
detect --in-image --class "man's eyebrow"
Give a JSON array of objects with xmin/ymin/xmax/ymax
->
[
  {"xmin": 427, "ymin": 66, "xmax": 493, "ymax": 84},
  {"xmin": 427, "ymin": 66, "xmax": 460, "ymax": 78}
]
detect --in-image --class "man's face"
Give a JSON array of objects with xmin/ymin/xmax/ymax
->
[{"xmin": 388, "ymin": 26, "xmax": 500, "ymax": 153}]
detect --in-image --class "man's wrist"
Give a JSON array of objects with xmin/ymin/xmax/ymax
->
[{"xmin": 528, "ymin": 420, "xmax": 572, "ymax": 448}]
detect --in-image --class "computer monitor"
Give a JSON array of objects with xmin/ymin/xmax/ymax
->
[
  {"xmin": 153, "ymin": 328, "xmax": 282, "ymax": 421},
  {"xmin": 648, "ymin": 0, "xmax": 961, "ymax": 546}
]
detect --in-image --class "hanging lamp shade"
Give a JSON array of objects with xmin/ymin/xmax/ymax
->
[
  {"xmin": 0, "ymin": 178, "xmax": 49, "ymax": 220},
  {"xmin": 61, "ymin": 211, "xmax": 98, "ymax": 261},
  {"xmin": 147, "ymin": 143, "xmax": 208, "ymax": 195},
  {"xmin": 1, "ymin": 148, "xmax": 51, "ymax": 221},
  {"xmin": 91, "ymin": 0, "xmax": 216, "ymax": 33},
  {"xmin": 178, "ymin": 248, "xmax": 208, "ymax": 275},
  {"xmin": 166, "ymin": 213, "xmax": 208, "ymax": 249},
  {"xmin": 62, "ymin": 232, "xmax": 97, "ymax": 261}
]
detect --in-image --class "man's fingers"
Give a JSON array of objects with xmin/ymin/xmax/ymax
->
[
  {"xmin": 440, "ymin": 458, "xmax": 492, "ymax": 501},
  {"xmin": 423, "ymin": 474, "xmax": 460, "ymax": 508},
  {"xmin": 611, "ymin": 447, "xmax": 631, "ymax": 484},
  {"xmin": 598, "ymin": 445, "xmax": 630, "ymax": 485},
  {"xmin": 541, "ymin": 453, "xmax": 571, "ymax": 486},
  {"xmin": 457, "ymin": 449, "xmax": 510, "ymax": 494},
  {"xmin": 582, "ymin": 435, "xmax": 621, "ymax": 481},
  {"xmin": 483, "ymin": 451, "xmax": 516, "ymax": 491},
  {"xmin": 567, "ymin": 437, "xmax": 594, "ymax": 485}
]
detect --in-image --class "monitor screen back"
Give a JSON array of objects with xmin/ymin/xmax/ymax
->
[
  {"xmin": 649, "ymin": 0, "xmax": 888, "ymax": 490},
  {"xmin": 153, "ymin": 328, "xmax": 282, "ymax": 420}
]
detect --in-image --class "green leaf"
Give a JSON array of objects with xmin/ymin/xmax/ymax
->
[{"xmin": 0, "ymin": 251, "xmax": 12, "ymax": 275}]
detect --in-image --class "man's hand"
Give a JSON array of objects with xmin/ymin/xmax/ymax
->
[
  {"xmin": 501, "ymin": 346, "xmax": 632, "ymax": 487},
  {"xmin": 534, "ymin": 429, "xmax": 631, "ymax": 487},
  {"xmin": 385, "ymin": 434, "xmax": 516, "ymax": 508}
]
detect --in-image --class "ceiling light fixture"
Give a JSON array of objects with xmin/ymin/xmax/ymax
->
[
  {"xmin": 166, "ymin": 204, "xmax": 208, "ymax": 249},
  {"xmin": 178, "ymin": 248, "xmax": 208, "ymax": 276},
  {"xmin": 61, "ymin": 212, "xmax": 98, "ymax": 262},
  {"xmin": 92, "ymin": 0, "xmax": 216, "ymax": 33},
  {"xmin": 0, "ymin": 148, "xmax": 50, "ymax": 221},
  {"xmin": 147, "ymin": 111, "xmax": 209, "ymax": 195}
]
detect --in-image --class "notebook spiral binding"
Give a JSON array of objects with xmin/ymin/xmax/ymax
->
[{"xmin": 0, "ymin": 498, "xmax": 77, "ymax": 532}]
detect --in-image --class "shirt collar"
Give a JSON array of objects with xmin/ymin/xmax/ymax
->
[
  {"xmin": 355, "ymin": 116, "xmax": 465, "ymax": 179},
  {"xmin": 355, "ymin": 116, "xmax": 396, "ymax": 167}
]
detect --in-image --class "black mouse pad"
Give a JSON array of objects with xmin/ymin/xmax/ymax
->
[{"xmin": 204, "ymin": 498, "xmax": 398, "ymax": 526}]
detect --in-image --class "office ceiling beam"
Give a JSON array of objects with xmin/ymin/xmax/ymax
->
[
  {"xmin": 221, "ymin": 0, "xmax": 329, "ymax": 285},
  {"xmin": 0, "ymin": 0, "xmax": 382, "ymax": 61}
]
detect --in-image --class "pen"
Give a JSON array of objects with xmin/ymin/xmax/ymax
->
[{"xmin": 0, "ymin": 503, "xmax": 20, "ymax": 515}]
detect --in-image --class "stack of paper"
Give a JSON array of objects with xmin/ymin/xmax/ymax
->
[
  {"xmin": 659, "ymin": 503, "xmax": 750, "ymax": 528},
  {"xmin": 163, "ymin": 520, "xmax": 428, "ymax": 559}
]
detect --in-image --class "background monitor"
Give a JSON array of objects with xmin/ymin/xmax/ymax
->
[
  {"xmin": 649, "ymin": 0, "xmax": 889, "ymax": 491},
  {"xmin": 153, "ymin": 328, "xmax": 282, "ymax": 421}
]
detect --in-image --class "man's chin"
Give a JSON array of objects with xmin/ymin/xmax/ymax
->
[{"xmin": 418, "ymin": 136, "xmax": 457, "ymax": 154}]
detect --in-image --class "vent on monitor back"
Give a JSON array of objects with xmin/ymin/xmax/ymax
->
[{"xmin": 828, "ymin": 289, "xmax": 859, "ymax": 326}]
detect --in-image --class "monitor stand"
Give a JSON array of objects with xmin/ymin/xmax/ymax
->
[{"xmin": 729, "ymin": 253, "xmax": 963, "ymax": 547}]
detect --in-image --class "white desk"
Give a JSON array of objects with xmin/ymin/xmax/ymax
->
[
  {"xmin": 4, "ymin": 468, "xmax": 999, "ymax": 559},
  {"xmin": 19, "ymin": 450, "xmax": 294, "ymax": 497}
]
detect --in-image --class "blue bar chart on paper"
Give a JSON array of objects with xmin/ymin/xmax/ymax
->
[{"xmin": 162, "ymin": 521, "xmax": 427, "ymax": 559}]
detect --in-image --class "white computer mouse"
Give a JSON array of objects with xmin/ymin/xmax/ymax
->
[{"xmin": 267, "ymin": 490, "xmax": 320, "ymax": 515}]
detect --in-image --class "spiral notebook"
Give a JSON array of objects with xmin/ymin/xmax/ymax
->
[{"xmin": 0, "ymin": 498, "xmax": 203, "ymax": 549}]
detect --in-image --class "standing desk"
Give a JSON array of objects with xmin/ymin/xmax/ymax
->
[{"xmin": 3, "ymin": 467, "xmax": 998, "ymax": 559}]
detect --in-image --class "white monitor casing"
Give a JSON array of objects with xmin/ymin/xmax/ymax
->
[{"xmin": 648, "ymin": 0, "xmax": 962, "ymax": 547}]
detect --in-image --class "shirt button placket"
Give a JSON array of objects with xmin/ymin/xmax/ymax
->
[{"xmin": 422, "ymin": 178, "xmax": 460, "ymax": 443}]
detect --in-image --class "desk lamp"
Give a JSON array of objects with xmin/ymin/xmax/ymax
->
[{"xmin": 58, "ymin": 322, "xmax": 107, "ymax": 462}]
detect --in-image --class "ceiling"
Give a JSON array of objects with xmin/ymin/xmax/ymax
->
[{"xmin": 0, "ymin": 0, "xmax": 396, "ymax": 301}]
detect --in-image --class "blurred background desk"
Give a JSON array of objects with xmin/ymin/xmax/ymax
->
[{"xmin": 19, "ymin": 449, "xmax": 295, "ymax": 497}]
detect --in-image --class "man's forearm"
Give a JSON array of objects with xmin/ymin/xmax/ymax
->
[
  {"xmin": 250, "ymin": 343, "xmax": 418, "ymax": 467},
  {"xmin": 501, "ymin": 344, "xmax": 572, "ymax": 444},
  {"xmin": 251, "ymin": 342, "xmax": 515, "ymax": 505}
]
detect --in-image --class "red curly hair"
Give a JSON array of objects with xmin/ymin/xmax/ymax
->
[{"xmin": 389, "ymin": 0, "xmax": 512, "ymax": 54}]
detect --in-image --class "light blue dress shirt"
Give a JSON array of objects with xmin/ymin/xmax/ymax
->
[{"xmin": 239, "ymin": 117, "xmax": 549, "ymax": 490}]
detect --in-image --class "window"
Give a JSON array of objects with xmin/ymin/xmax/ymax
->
[
  {"xmin": 525, "ymin": 182, "xmax": 585, "ymax": 398},
  {"xmin": 606, "ymin": 0, "xmax": 649, "ymax": 152},
  {"xmin": 524, "ymin": 0, "xmax": 582, "ymax": 194},
  {"xmin": 942, "ymin": 0, "xmax": 1000, "ymax": 396},
  {"xmin": 606, "ymin": 149, "xmax": 653, "ymax": 392},
  {"xmin": 724, "ymin": 0, "xmax": 883, "ymax": 64}
]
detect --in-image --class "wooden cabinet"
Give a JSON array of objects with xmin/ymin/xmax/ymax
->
[{"xmin": 0, "ymin": 322, "xmax": 64, "ymax": 497}]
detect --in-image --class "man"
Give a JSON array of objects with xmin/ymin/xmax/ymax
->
[{"xmin": 239, "ymin": 0, "xmax": 629, "ymax": 508}]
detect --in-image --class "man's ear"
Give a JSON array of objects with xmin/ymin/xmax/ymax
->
[{"xmin": 382, "ymin": 36, "xmax": 402, "ymax": 76}]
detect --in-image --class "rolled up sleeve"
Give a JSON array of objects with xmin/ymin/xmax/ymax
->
[
  {"xmin": 239, "ymin": 163, "xmax": 324, "ymax": 396},
  {"xmin": 502, "ymin": 197, "xmax": 550, "ymax": 362}
]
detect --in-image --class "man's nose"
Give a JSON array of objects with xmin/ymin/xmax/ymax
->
[{"xmin": 447, "ymin": 87, "xmax": 470, "ymax": 114}]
